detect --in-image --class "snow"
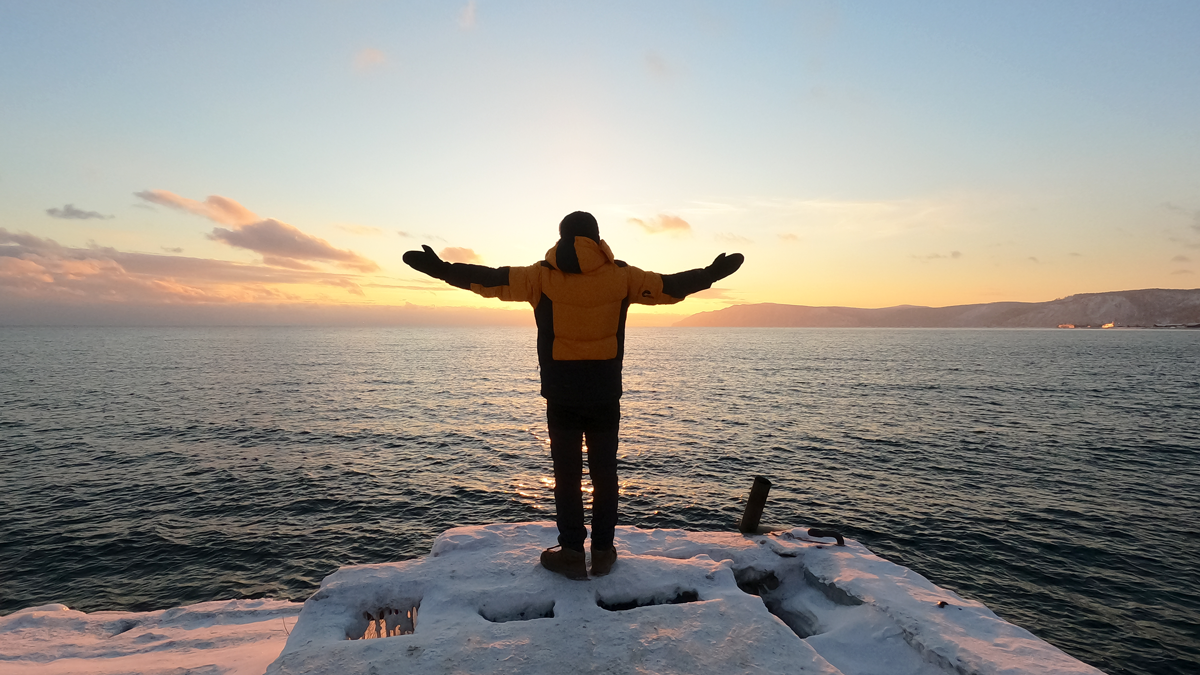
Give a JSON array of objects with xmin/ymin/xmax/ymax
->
[
  {"xmin": 0, "ymin": 599, "xmax": 300, "ymax": 675},
  {"xmin": 1, "ymin": 522, "xmax": 1105, "ymax": 675}
]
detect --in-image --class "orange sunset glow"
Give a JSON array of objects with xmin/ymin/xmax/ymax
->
[{"xmin": 2, "ymin": 3, "xmax": 1198, "ymax": 326}]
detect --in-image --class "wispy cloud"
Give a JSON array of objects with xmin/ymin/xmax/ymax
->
[
  {"xmin": 364, "ymin": 281, "xmax": 455, "ymax": 291},
  {"xmin": 1170, "ymin": 269, "xmax": 1193, "ymax": 275},
  {"xmin": 644, "ymin": 50, "xmax": 678, "ymax": 83},
  {"xmin": 161, "ymin": 246, "xmax": 183, "ymax": 254},
  {"xmin": 319, "ymin": 278, "xmax": 364, "ymax": 296},
  {"xmin": 692, "ymin": 195, "xmax": 977, "ymax": 241},
  {"xmin": 440, "ymin": 247, "xmax": 481, "ymax": 263},
  {"xmin": 628, "ymin": 214, "xmax": 692, "ymax": 236},
  {"xmin": 458, "ymin": 0, "xmax": 477, "ymax": 29},
  {"xmin": 1028, "ymin": 256, "xmax": 1040, "ymax": 263},
  {"xmin": 257, "ymin": 254, "xmax": 318, "ymax": 271},
  {"xmin": 335, "ymin": 224, "xmax": 383, "ymax": 236},
  {"xmin": 913, "ymin": 251, "xmax": 963, "ymax": 262},
  {"xmin": 1171, "ymin": 254, "xmax": 1191, "ymax": 263},
  {"xmin": 210, "ymin": 220, "xmax": 378, "ymax": 272},
  {"xmin": 46, "ymin": 204, "xmax": 111, "ymax": 220},
  {"xmin": 135, "ymin": 190, "xmax": 378, "ymax": 272},
  {"xmin": 353, "ymin": 48, "xmax": 386, "ymax": 72},
  {"xmin": 399, "ymin": 231, "xmax": 447, "ymax": 242},
  {"xmin": 714, "ymin": 232, "xmax": 752, "ymax": 245},
  {"xmin": 0, "ymin": 228, "xmax": 369, "ymax": 305},
  {"xmin": 689, "ymin": 287, "xmax": 737, "ymax": 301},
  {"xmin": 1164, "ymin": 202, "xmax": 1200, "ymax": 232},
  {"xmin": 136, "ymin": 190, "xmax": 257, "ymax": 226}
]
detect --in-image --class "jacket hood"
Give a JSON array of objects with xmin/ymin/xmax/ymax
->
[{"xmin": 545, "ymin": 236, "xmax": 615, "ymax": 274}]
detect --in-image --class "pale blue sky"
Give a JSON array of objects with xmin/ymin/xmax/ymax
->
[{"xmin": 2, "ymin": 1, "xmax": 1198, "ymax": 319}]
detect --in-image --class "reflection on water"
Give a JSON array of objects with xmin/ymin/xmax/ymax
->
[{"xmin": 1, "ymin": 326, "xmax": 1198, "ymax": 675}]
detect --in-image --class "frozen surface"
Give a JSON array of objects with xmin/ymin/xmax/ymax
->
[
  {"xmin": 1, "ymin": 523, "xmax": 1105, "ymax": 674},
  {"xmin": 268, "ymin": 522, "xmax": 1105, "ymax": 675},
  {"xmin": 0, "ymin": 598, "xmax": 300, "ymax": 675}
]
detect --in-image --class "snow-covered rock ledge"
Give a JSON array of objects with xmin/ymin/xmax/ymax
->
[
  {"xmin": 1, "ymin": 522, "xmax": 1104, "ymax": 675},
  {"xmin": 270, "ymin": 522, "xmax": 1101, "ymax": 675}
]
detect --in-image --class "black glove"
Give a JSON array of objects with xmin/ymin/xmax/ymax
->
[
  {"xmin": 706, "ymin": 252, "xmax": 744, "ymax": 282},
  {"xmin": 403, "ymin": 245, "xmax": 450, "ymax": 279}
]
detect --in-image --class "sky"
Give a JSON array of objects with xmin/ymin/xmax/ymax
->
[{"xmin": 2, "ymin": 1, "xmax": 1199, "ymax": 325}]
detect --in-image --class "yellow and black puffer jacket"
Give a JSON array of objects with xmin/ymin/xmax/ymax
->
[{"xmin": 440, "ymin": 236, "xmax": 712, "ymax": 403}]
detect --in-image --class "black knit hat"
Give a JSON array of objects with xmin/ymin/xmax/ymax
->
[{"xmin": 559, "ymin": 211, "xmax": 600, "ymax": 242}]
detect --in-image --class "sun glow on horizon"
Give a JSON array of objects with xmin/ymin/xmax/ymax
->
[{"xmin": 2, "ymin": 2, "xmax": 1198, "ymax": 324}]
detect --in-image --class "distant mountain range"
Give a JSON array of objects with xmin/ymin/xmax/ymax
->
[{"xmin": 675, "ymin": 288, "xmax": 1200, "ymax": 328}]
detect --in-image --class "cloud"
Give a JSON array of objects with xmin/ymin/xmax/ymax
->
[
  {"xmin": 0, "ymin": 228, "xmax": 371, "ymax": 306},
  {"xmin": 319, "ymin": 278, "xmax": 365, "ymax": 296},
  {"xmin": 353, "ymin": 48, "xmax": 386, "ymax": 72},
  {"xmin": 136, "ymin": 190, "xmax": 257, "ymax": 226},
  {"xmin": 0, "ymin": 257, "xmax": 54, "ymax": 284},
  {"xmin": 1163, "ymin": 202, "xmax": 1200, "ymax": 232},
  {"xmin": 644, "ymin": 51, "xmax": 672, "ymax": 81},
  {"xmin": 258, "ymin": 254, "xmax": 318, "ymax": 271},
  {"xmin": 1028, "ymin": 256, "xmax": 1040, "ymax": 263},
  {"xmin": 913, "ymin": 251, "xmax": 963, "ymax": 262},
  {"xmin": 1171, "ymin": 255, "xmax": 1191, "ymax": 263},
  {"xmin": 1069, "ymin": 252, "xmax": 1082, "ymax": 257},
  {"xmin": 628, "ymin": 214, "xmax": 692, "ymax": 236},
  {"xmin": 209, "ymin": 220, "xmax": 379, "ymax": 272},
  {"xmin": 715, "ymin": 233, "xmax": 753, "ymax": 245},
  {"xmin": 0, "ymin": 229, "xmax": 61, "ymax": 249},
  {"xmin": 458, "ymin": 0, "xmax": 477, "ymax": 29},
  {"xmin": 161, "ymin": 246, "xmax": 183, "ymax": 253},
  {"xmin": 689, "ymin": 287, "xmax": 736, "ymax": 300},
  {"xmin": 335, "ymin": 224, "xmax": 383, "ymax": 236},
  {"xmin": 439, "ymin": 247, "xmax": 482, "ymax": 263},
  {"xmin": 46, "ymin": 204, "xmax": 111, "ymax": 220},
  {"xmin": 778, "ymin": 233, "xmax": 800, "ymax": 242},
  {"xmin": 720, "ymin": 195, "xmax": 975, "ymax": 240},
  {"xmin": 364, "ymin": 282, "xmax": 455, "ymax": 291},
  {"xmin": 0, "ymin": 299, "xmax": 534, "ymax": 327},
  {"xmin": 399, "ymin": 231, "xmax": 446, "ymax": 242},
  {"xmin": 1, "ymin": 229, "xmax": 288, "ymax": 304},
  {"xmin": 136, "ymin": 190, "xmax": 378, "ymax": 272}
]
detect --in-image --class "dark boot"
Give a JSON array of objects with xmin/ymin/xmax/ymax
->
[
  {"xmin": 591, "ymin": 545, "xmax": 617, "ymax": 577},
  {"xmin": 540, "ymin": 545, "xmax": 587, "ymax": 580}
]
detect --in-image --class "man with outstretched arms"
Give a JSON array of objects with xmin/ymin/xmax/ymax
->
[{"xmin": 403, "ymin": 211, "xmax": 743, "ymax": 580}]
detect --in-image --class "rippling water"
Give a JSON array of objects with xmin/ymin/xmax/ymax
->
[{"xmin": 2, "ymin": 326, "xmax": 1198, "ymax": 675}]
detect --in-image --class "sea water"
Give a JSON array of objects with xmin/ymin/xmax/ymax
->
[{"xmin": 1, "ymin": 326, "xmax": 1197, "ymax": 675}]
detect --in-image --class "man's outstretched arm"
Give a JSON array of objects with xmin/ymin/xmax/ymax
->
[
  {"xmin": 625, "ymin": 252, "xmax": 744, "ymax": 305},
  {"xmin": 659, "ymin": 252, "xmax": 745, "ymax": 299},
  {"xmin": 403, "ymin": 245, "xmax": 539, "ymax": 302}
]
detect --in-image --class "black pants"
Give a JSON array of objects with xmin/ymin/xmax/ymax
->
[{"xmin": 546, "ymin": 399, "xmax": 620, "ymax": 552}]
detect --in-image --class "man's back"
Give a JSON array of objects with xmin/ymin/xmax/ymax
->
[
  {"xmin": 466, "ymin": 235, "xmax": 683, "ymax": 402},
  {"xmin": 402, "ymin": 210, "xmax": 742, "ymax": 578}
]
